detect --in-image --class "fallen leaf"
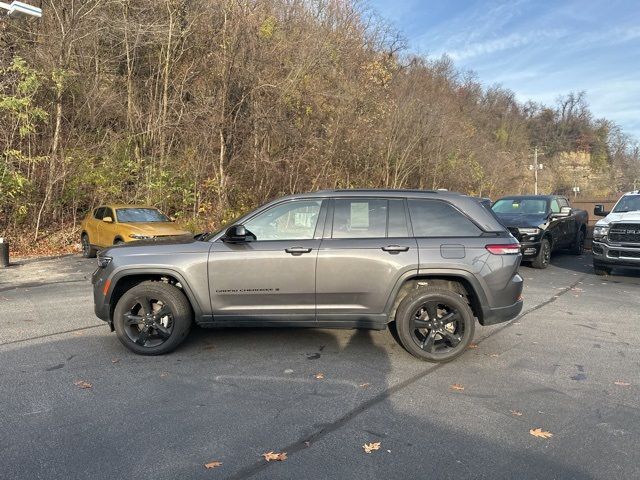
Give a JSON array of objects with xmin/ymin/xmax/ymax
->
[
  {"xmin": 359, "ymin": 383, "xmax": 370, "ymax": 388},
  {"xmin": 529, "ymin": 428, "xmax": 553, "ymax": 439},
  {"xmin": 160, "ymin": 372, "xmax": 168, "ymax": 378},
  {"xmin": 304, "ymin": 441, "xmax": 310, "ymax": 448},
  {"xmin": 204, "ymin": 461, "xmax": 222, "ymax": 469},
  {"xmin": 362, "ymin": 442, "xmax": 381, "ymax": 453},
  {"xmin": 314, "ymin": 373, "xmax": 325, "ymax": 380},
  {"xmin": 488, "ymin": 353, "xmax": 499, "ymax": 358},
  {"xmin": 202, "ymin": 345, "xmax": 215, "ymax": 351},
  {"xmin": 262, "ymin": 451, "xmax": 287, "ymax": 462},
  {"xmin": 467, "ymin": 343, "xmax": 479, "ymax": 349},
  {"xmin": 450, "ymin": 384, "xmax": 465, "ymax": 391},
  {"xmin": 510, "ymin": 410, "xmax": 523, "ymax": 416},
  {"xmin": 614, "ymin": 380, "xmax": 631, "ymax": 386},
  {"xmin": 111, "ymin": 358, "xmax": 120, "ymax": 364},
  {"xmin": 74, "ymin": 380, "xmax": 92, "ymax": 389},
  {"xmin": 72, "ymin": 331, "xmax": 84, "ymax": 336}
]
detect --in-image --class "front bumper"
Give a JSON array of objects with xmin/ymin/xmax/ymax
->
[
  {"xmin": 520, "ymin": 240, "xmax": 542, "ymax": 258},
  {"xmin": 92, "ymin": 266, "xmax": 112, "ymax": 322},
  {"xmin": 592, "ymin": 241, "xmax": 640, "ymax": 268}
]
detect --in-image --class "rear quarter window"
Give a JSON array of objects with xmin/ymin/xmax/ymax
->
[{"xmin": 408, "ymin": 199, "xmax": 482, "ymax": 237}]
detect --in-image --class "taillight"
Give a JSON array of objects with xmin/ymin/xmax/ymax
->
[{"xmin": 486, "ymin": 243, "xmax": 521, "ymax": 255}]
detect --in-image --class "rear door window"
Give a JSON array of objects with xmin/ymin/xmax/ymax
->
[
  {"xmin": 408, "ymin": 200, "xmax": 481, "ymax": 237},
  {"xmin": 332, "ymin": 199, "xmax": 388, "ymax": 238}
]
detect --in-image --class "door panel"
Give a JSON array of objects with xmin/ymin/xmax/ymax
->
[
  {"xmin": 315, "ymin": 237, "xmax": 418, "ymax": 317},
  {"xmin": 208, "ymin": 239, "xmax": 320, "ymax": 319}
]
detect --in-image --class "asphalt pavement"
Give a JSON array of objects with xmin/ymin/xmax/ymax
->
[{"xmin": 1, "ymin": 252, "xmax": 639, "ymax": 479}]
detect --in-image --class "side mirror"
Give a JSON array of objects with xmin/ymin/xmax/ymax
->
[
  {"xmin": 552, "ymin": 207, "xmax": 571, "ymax": 218},
  {"xmin": 102, "ymin": 216, "xmax": 113, "ymax": 223},
  {"xmin": 222, "ymin": 225, "xmax": 254, "ymax": 243},
  {"xmin": 594, "ymin": 204, "xmax": 609, "ymax": 217}
]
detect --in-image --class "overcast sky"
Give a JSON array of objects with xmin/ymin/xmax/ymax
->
[{"xmin": 369, "ymin": 0, "xmax": 640, "ymax": 140}]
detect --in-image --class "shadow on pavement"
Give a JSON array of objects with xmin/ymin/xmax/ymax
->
[{"xmin": 0, "ymin": 326, "xmax": 594, "ymax": 480}]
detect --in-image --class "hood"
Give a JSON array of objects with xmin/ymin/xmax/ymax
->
[
  {"xmin": 492, "ymin": 212, "xmax": 547, "ymax": 229},
  {"xmin": 597, "ymin": 211, "xmax": 640, "ymax": 226},
  {"xmin": 125, "ymin": 222, "xmax": 190, "ymax": 236},
  {"xmin": 101, "ymin": 234, "xmax": 209, "ymax": 257}
]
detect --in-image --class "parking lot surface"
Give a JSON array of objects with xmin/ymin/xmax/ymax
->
[{"xmin": 1, "ymin": 252, "xmax": 639, "ymax": 479}]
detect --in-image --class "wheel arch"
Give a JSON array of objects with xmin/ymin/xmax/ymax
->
[
  {"xmin": 108, "ymin": 270, "xmax": 202, "ymax": 322},
  {"xmin": 386, "ymin": 271, "xmax": 486, "ymax": 325}
]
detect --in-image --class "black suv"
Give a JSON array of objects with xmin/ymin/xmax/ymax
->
[{"xmin": 92, "ymin": 190, "xmax": 524, "ymax": 362}]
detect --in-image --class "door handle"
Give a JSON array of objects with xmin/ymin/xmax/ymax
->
[
  {"xmin": 285, "ymin": 246, "xmax": 312, "ymax": 255},
  {"xmin": 382, "ymin": 245, "xmax": 409, "ymax": 253}
]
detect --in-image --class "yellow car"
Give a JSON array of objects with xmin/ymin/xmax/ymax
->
[{"xmin": 80, "ymin": 205, "xmax": 190, "ymax": 257}]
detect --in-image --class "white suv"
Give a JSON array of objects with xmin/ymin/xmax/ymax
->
[{"xmin": 592, "ymin": 191, "xmax": 640, "ymax": 275}]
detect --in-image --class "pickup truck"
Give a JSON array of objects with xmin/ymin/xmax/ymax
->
[
  {"xmin": 592, "ymin": 191, "xmax": 640, "ymax": 275},
  {"xmin": 491, "ymin": 195, "xmax": 588, "ymax": 268}
]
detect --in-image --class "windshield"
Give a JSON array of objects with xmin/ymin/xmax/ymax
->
[
  {"xmin": 116, "ymin": 208, "xmax": 170, "ymax": 223},
  {"xmin": 612, "ymin": 195, "xmax": 640, "ymax": 213},
  {"xmin": 492, "ymin": 198, "xmax": 548, "ymax": 215}
]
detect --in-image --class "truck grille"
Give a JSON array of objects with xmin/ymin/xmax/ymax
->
[
  {"xmin": 608, "ymin": 249, "xmax": 640, "ymax": 259},
  {"xmin": 608, "ymin": 223, "xmax": 640, "ymax": 244}
]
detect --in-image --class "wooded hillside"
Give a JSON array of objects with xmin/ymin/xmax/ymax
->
[{"xmin": 1, "ymin": 0, "xmax": 639, "ymax": 253}]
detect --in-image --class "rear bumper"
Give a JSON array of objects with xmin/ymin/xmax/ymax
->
[
  {"xmin": 479, "ymin": 271, "xmax": 524, "ymax": 325},
  {"xmin": 481, "ymin": 299, "xmax": 524, "ymax": 325},
  {"xmin": 592, "ymin": 241, "xmax": 640, "ymax": 268}
]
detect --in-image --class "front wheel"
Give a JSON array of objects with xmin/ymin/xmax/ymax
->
[
  {"xmin": 395, "ymin": 288, "xmax": 475, "ymax": 362},
  {"xmin": 532, "ymin": 238, "xmax": 551, "ymax": 269},
  {"xmin": 113, "ymin": 281, "xmax": 193, "ymax": 355}
]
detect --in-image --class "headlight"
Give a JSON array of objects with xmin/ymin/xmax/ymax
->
[
  {"xmin": 97, "ymin": 255, "xmax": 112, "ymax": 268},
  {"xmin": 518, "ymin": 228, "xmax": 540, "ymax": 236},
  {"xmin": 593, "ymin": 225, "xmax": 609, "ymax": 239},
  {"xmin": 129, "ymin": 234, "xmax": 153, "ymax": 239}
]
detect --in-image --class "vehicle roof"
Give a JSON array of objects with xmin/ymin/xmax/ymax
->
[
  {"xmin": 96, "ymin": 204, "xmax": 160, "ymax": 210},
  {"xmin": 494, "ymin": 195, "xmax": 563, "ymax": 201},
  {"xmin": 296, "ymin": 188, "xmax": 457, "ymax": 198},
  {"xmin": 622, "ymin": 191, "xmax": 640, "ymax": 196}
]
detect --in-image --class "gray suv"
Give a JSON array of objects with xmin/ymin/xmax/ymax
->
[{"xmin": 92, "ymin": 190, "xmax": 523, "ymax": 362}]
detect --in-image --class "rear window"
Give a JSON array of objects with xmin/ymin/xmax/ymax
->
[
  {"xmin": 332, "ymin": 199, "xmax": 387, "ymax": 238},
  {"xmin": 408, "ymin": 200, "xmax": 481, "ymax": 237}
]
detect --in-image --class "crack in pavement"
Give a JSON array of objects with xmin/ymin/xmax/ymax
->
[
  {"xmin": 227, "ymin": 274, "xmax": 588, "ymax": 480},
  {"xmin": 0, "ymin": 324, "xmax": 105, "ymax": 347},
  {"xmin": 0, "ymin": 278, "xmax": 88, "ymax": 293}
]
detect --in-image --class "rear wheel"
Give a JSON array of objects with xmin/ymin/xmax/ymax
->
[
  {"xmin": 395, "ymin": 287, "xmax": 475, "ymax": 362},
  {"xmin": 113, "ymin": 281, "xmax": 192, "ymax": 355},
  {"xmin": 81, "ymin": 233, "xmax": 97, "ymax": 258},
  {"xmin": 571, "ymin": 230, "xmax": 585, "ymax": 255},
  {"xmin": 532, "ymin": 238, "xmax": 551, "ymax": 269}
]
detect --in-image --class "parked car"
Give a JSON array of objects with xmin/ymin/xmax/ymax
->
[
  {"xmin": 592, "ymin": 190, "xmax": 640, "ymax": 275},
  {"xmin": 80, "ymin": 205, "xmax": 190, "ymax": 258},
  {"xmin": 491, "ymin": 195, "xmax": 588, "ymax": 268},
  {"xmin": 92, "ymin": 189, "xmax": 524, "ymax": 362}
]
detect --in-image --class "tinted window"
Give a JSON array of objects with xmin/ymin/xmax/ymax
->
[
  {"xmin": 94, "ymin": 207, "xmax": 105, "ymax": 220},
  {"xmin": 388, "ymin": 199, "xmax": 409, "ymax": 237},
  {"xmin": 332, "ymin": 199, "xmax": 387, "ymax": 238},
  {"xmin": 557, "ymin": 198, "xmax": 569, "ymax": 208},
  {"xmin": 116, "ymin": 208, "xmax": 169, "ymax": 223},
  {"xmin": 244, "ymin": 200, "xmax": 322, "ymax": 241},
  {"xmin": 550, "ymin": 199, "xmax": 560, "ymax": 213},
  {"xmin": 408, "ymin": 200, "xmax": 481, "ymax": 237}
]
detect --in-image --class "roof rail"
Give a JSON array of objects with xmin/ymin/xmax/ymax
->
[{"xmin": 325, "ymin": 188, "xmax": 440, "ymax": 194}]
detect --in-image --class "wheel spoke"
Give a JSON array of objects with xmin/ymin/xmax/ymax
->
[
  {"xmin": 439, "ymin": 311, "xmax": 459, "ymax": 325},
  {"xmin": 136, "ymin": 326, "xmax": 151, "ymax": 346},
  {"xmin": 421, "ymin": 330, "xmax": 437, "ymax": 352},
  {"xmin": 136, "ymin": 296, "xmax": 154, "ymax": 315},
  {"xmin": 425, "ymin": 303, "xmax": 438, "ymax": 321},
  {"xmin": 124, "ymin": 312, "xmax": 143, "ymax": 325},
  {"xmin": 413, "ymin": 318, "xmax": 430, "ymax": 328},
  {"xmin": 153, "ymin": 323, "xmax": 171, "ymax": 340},
  {"xmin": 155, "ymin": 305, "xmax": 171, "ymax": 319},
  {"xmin": 439, "ymin": 329, "xmax": 462, "ymax": 347}
]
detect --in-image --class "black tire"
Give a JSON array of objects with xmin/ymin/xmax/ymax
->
[
  {"xmin": 594, "ymin": 264, "xmax": 612, "ymax": 276},
  {"xmin": 570, "ymin": 229, "xmax": 585, "ymax": 255},
  {"xmin": 532, "ymin": 237, "xmax": 551, "ymax": 269},
  {"xmin": 81, "ymin": 233, "xmax": 97, "ymax": 258},
  {"xmin": 113, "ymin": 281, "xmax": 192, "ymax": 355},
  {"xmin": 395, "ymin": 287, "xmax": 475, "ymax": 362}
]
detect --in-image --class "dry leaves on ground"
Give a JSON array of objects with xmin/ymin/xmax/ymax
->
[
  {"xmin": 111, "ymin": 358, "xmax": 120, "ymax": 364},
  {"xmin": 314, "ymin": 373, "xmax": 325, "ymax": 380},
  {"xmin": 204, "ymin": 461, "xmax": 222, "ymax": 469},
  {"xmin": 467, "ymin": 343, "xmax": 479, "ymax": 349},
  {"xmin": 262, "ymin": 451, "xmax": 287, "ymax": 462},
  {"xmin": 450, "ymin": 384, "xmax": 465, "ymax": 391},
  {"xmin": 74, "ymin": 380, "xmax": 92, "ymax": 389},
  {"xmin": 614, "ymin": 380, "xmax": 631, "ymax": 386},
  {"xmin": 510, "ymin": 410, "xmax": 523, "ymax": 416},
  {"xmin": 362, "ymin": 442, "xmax": 381, "ymax": 453},
  {"xmin": 160, "ymin": 372, "xmax": 169, "ymax": 378},
  {"xmin": 529, "ymin": 428, "xmax": 553, "ymax": 439},
  {"xmin": 359, "ymin": 383, "xmax": 370, "ymax": 388}
]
